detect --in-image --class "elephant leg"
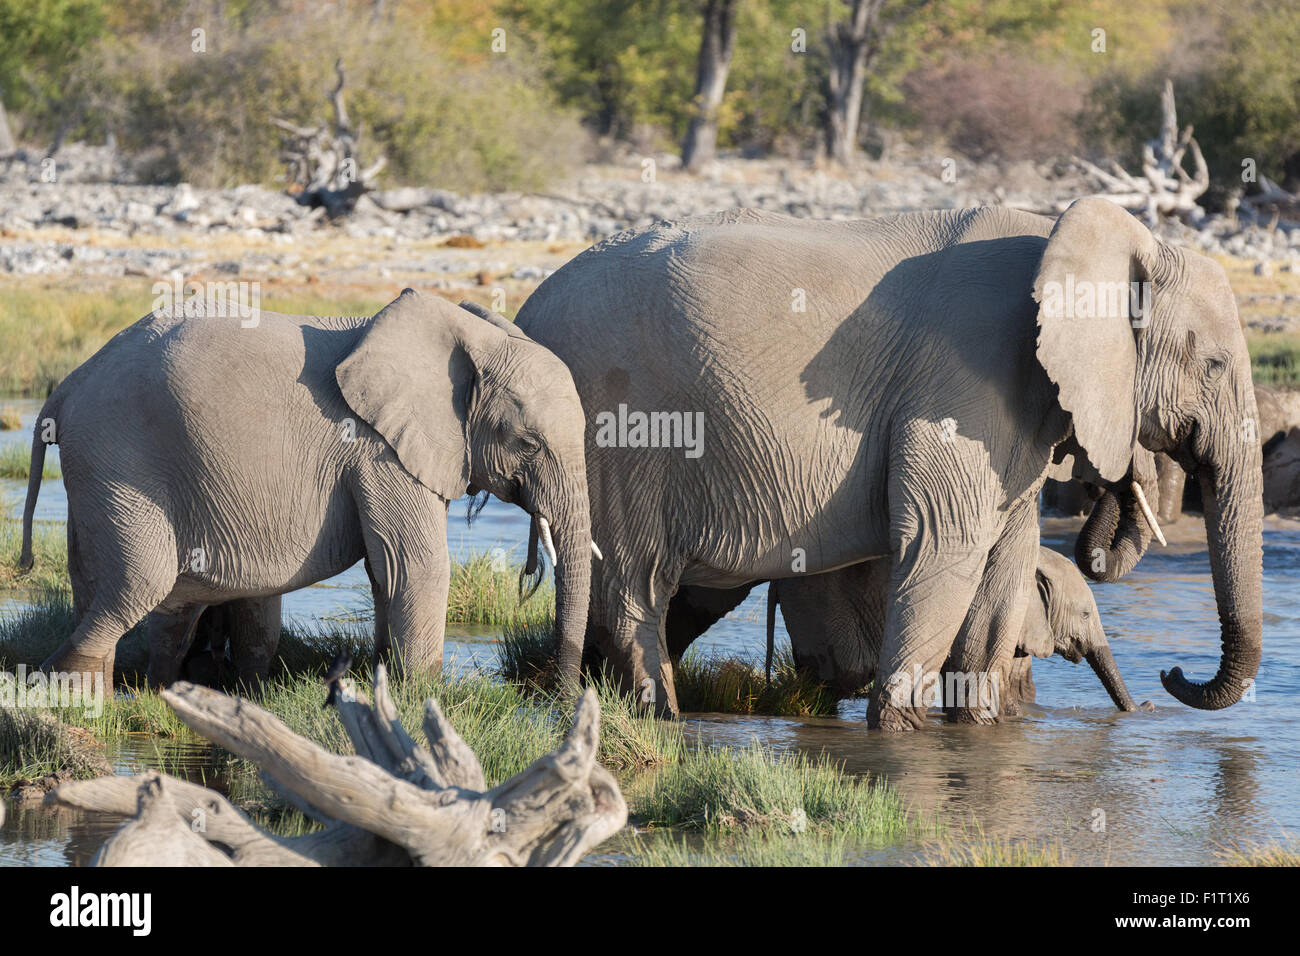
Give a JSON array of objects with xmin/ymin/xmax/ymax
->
[
  {"xmin": 1006, "ymin": 655, "xmax": 1036, "ymax": 705},
  {"xmin": 148, "ymin": 604, "xmax": 207, "ymax": 688},
  {"xmin": 360, "ymin": 496, "xmax": 449, "ymax": 675},
  {"xmin": 868, "ymin": 546, "xmax": 988, "ymax": 730},
  {"xmin": 944, "ymin": 497, "xmax": 1039, "ymax": 723},
  {"xmin": 42, "ymin": 503, "xmax": 178, "ymax": 687},
  {"xmin": 867, "ymin": 438, "xmax": 1000, "ymax": 731},
  {"xmin": 227, "ymin": 596, "xmax": 281, "ymax": 690},
  {"xmin": 609, "ymin": 603, "xmax": 677, "ymax": 717},
  {"xmin": 67, "ymin": 519, "xmax": 94, "ymax": 625},
  {"xmin": 364, "ymin": 556, "xmax": 390, "ymax": 659}
]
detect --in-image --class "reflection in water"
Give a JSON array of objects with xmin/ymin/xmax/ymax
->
[{"xmin": 3, "ymin": 392, "xmax": 1298, "ymax": 865}]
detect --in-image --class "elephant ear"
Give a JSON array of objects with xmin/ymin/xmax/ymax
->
[
  {"xmin": 1019, "ymin": 570, "xmax": 1056, "ymax": 659},
  {"xmin": 336, "ymin": 288, "xmax": 504, "ymax": 500},
  {"xmin": 1034, "ymin": 198, "xmax": 1159, "ymax": 484}
]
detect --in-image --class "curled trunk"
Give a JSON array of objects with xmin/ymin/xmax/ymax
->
[
  {"xmin": 1075, "ymin": 480, "xmax": 1154, "ymax": 582},
  {"xmin": 1161, "ymin": 465, "xmax": 1263, "ymax": 709}
]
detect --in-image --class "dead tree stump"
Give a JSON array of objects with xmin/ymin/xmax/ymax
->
[
  {"xmin": 272, "ymin": 59, "xmax": 386, "ymax": 219},
  {"xmin": 49, "ymin": 667, "xmax": 627, "ymax": 866}
]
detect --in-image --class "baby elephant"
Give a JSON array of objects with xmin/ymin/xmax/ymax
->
[
  {"xmin": 20, "ymin": 290, "xmax": 596, "ymax": 688},
  {"xmin": 770, "ymin": 546, "xmax": 1145, "ymax": 712}
]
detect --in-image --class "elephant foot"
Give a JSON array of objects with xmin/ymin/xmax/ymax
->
[
  {"xmin": 865, "ymin": 695, "xmax": 927, "ymax": 731},
  {"xmin": 41, "ymin": 643, "xmax": 115, "ymax": 691},
  {"xmin": 949, "ymin": 705, "xmax": 1003, "ymax": 724}
]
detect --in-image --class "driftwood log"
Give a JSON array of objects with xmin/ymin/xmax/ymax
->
[
  {"xmin": 272, "ymin": 59, "xmax": 386, "ymax": 218},
  {"xmin": 1067, "ymin": 79, "xmax": 1209, "ymax": 225},
  {"xmin": 49, "ymin": 667, "xmax": 627, "ymax": 866}
]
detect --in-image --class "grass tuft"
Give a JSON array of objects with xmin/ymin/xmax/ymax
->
[
  {"xmin": 0, "ymin": 706, "xmax": 110, "ymax": 785},
  {"xmin": 448, "ymin": 551, "xmax": 553, "ymax": 628},
  {"xmin": 624, "ymin": 831, "xmax": 852, "ymax": 867},
  {"xmin": 497, "ymin": 624, "xmax": 842, "ymax": 718},
  {"xmin": 675, "ymin": 648, "xmax": 841, "ymax": 716},
  {"xmin": 922, "ymin": 834, "xmax": 1070, "ymax": 866},
  {"xmin": 1219, "ymin": 838, "xmax": 1300, "ymax": 866},
  {"xmin": 633, "ymin": 741, "xmax": 919, "ymax": 841},
  {"xmin": 0, "ymin": 444, "xmax": 60, "ymax": 480}
]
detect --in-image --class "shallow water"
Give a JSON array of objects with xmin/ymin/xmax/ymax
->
[{"xmin": 2, "ymin": 391, "xmax": 1298, "ymax": 864}]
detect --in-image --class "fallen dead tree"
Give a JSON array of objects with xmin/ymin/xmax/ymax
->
[
  {"xmin": 49, "ymin": 667, "xmax": 627, "ymax": 866},
  {"xmin": 1068, "ymin": 79, "xmax": 1209, "ymax": 225},
  {"xmin": 272, "ymin": 59, "xmax": 386, "ymax": 219}
]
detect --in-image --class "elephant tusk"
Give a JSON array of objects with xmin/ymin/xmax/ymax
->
[
  {"xmin": 591, "ymin": 541, "xmax": 603, "ymax": 561},
  {"xmin": 1131, "ymin": 481, "xmax": 1167, "ymax": 547},
  {"xmin": 537, "ymin": 515, "xmax": 559, "ymax": 569}
]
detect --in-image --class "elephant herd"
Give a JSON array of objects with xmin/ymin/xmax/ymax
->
[{"xmin": 19, "ymin": 198, "xmax": 1263, "ymax": 731}]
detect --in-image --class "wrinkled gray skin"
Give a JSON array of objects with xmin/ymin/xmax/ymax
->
[
  {"xmin": 517, "ymin": 199, "xmax": 1263, "ymax": 728},
  {"xmin": 767, "ymin": 547, "xmax": 1143, "ymax": 713},
  {"xmin": 20, "ymin": 290, "xmax": 593, "ymax": 689}
]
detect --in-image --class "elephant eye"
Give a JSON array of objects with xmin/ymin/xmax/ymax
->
[{"xmin": 1205, "ymin": 355, "xmax": 1228, "ymax": 380}]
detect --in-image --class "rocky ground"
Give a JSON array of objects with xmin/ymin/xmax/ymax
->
[{"xmin": 5, "ymin": 143, "xmax": 1300, "ymax": 328}]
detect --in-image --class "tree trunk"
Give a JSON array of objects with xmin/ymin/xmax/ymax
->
[
  {"xmin": 0, "ymin": 95, "xmax": 16, "ymax": 157},
  {"xmin": 824, "ymin": 0, "xmax": 884, "ymax": 167},
  {"xmin": 681, "ymin": 0, "xmax": 738, "ymax": 173}
]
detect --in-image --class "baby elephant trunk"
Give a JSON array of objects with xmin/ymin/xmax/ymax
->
[{"xmin": 1085, "ymin": 645, "xmax": 1139, "ymax": 712}]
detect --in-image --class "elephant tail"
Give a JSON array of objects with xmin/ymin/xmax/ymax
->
[
  {"xmin": 18, "ymin": 434, "xmax": 47, "ymax": 573},
  {"xmin": 765, "ymin": 582, "xmax": 777, "ymax": 684},
  {"xmin": 19, "ymin": 398, "xmax": 58, "ymax": 573}
]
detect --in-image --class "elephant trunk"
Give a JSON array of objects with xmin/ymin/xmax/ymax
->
[
  {"xmin": 1084, "ymin": 645, "xmax": 1139, "ymax": 712},
  {"xmin": 1155, "ymin": 452, "xmax": 1186, "ymax": 525},
  {"xmin": 536, "ymin": 465, "xmax": 593, "ymax": 691},
  {"xmin": 1075, "ymin": 479, "xmax": 1153, "ymax": 582},
  {"xmin": 1161, "ymin": 457, "xmax": 1263, "ymax": 710}
]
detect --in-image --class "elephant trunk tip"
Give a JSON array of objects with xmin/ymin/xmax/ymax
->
[{"xmin": 1160, "ymin": 662, "xmax": 1256, "ymax": 711}]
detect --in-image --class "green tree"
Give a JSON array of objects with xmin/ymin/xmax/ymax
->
[{"xmin": 0, "ymin": 0, "xmax": 106, "ymax": 135}]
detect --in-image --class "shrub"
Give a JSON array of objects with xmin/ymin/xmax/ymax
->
[{"xmin": 902, "ymin": 54, "xmax": 1086, "ymax": 163}]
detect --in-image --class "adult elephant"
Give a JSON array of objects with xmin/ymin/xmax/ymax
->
[
  {"xmin": 516, "ymin": 200, "xmax": 1262, "ymax": 728},
  {"xmin": 20, "ymin": 291, "xmax": 594, "ymax": 688},
  {"xmin": 767, "ymin": 546, "xmax": 1144, "ymax": 713}
]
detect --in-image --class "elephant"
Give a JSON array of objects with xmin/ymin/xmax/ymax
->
[
  {"xmin": 764, "ymin": 546, "xmax": 1144, "ymax": 713},
  {"xmin": 516, "ymin": 199, "xmax": 1262, "ymax": 729},
  {"xmin": 175, "ymin": 595, "xmax": 281, "ymax": 689},
  {"xmin": 19, "ymin": 290, "xmax": 595, "ymax": 688}
]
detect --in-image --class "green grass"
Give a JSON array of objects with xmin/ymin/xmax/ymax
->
[
  {"xmin": 2, "ymin": 645, "xmax": 932, "ymax": 861},
  {"xmin": 448, "ymin": 550, "xmax": 553, "ymax": 628},
  {"xmin": 1248, "ymin": 333, "xmax": 1300, "ymax": 387},
  {"xmin": 0, "ymin": 443, "xmax": 60, "ymax": 480},
  {"xmin": 0, "ymin": 517, "xmax": 68, "ymax": 594},
  {"xmin": 675, "ymin": 648, "xmax": 842, "ymax": 717},
  {"xmin": 923, "ymin": 835, "xmax": 1070, "ymax": 866},
  {"xmin": 497, "ymin": 622, "xmax": 842, "ymax": 717},
  {"xmin": 0, "ymin": 706, "xmax": 110, "ymax": 785},
  {"xmin": 632, "ymin": 740, "xmax": 920, "ymax": 841},
  {"xmin": 624, "ymin": 831, "xmax": 853, "ymax": 866},
  {"xmin": 0, "ymin": 277, "xmax": 441, "ymax": 398},
  {"xmin": 1219, "ymin": 838, "xmax": 1300, "ymax": 866}
]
